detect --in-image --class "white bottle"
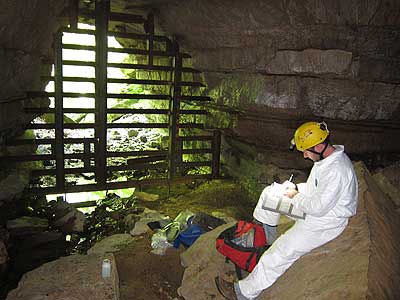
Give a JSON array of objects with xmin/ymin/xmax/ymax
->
[{"xmin": 102, "ymin": 259, "xmax": 111, "ymax": 278}]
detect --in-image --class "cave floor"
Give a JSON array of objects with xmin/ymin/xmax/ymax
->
[
  {"xmin": 114, "ymin": 232, "xmax": 185, "ymax": 300},
  {"xmin": 114, "ymin": 179, "xmax": 255, "ymax": 300}
]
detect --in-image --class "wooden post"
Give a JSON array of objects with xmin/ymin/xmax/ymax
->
[
  {"xmin": 95, "ymin": 0, "xmax": 109, "ymax": 187},
  {"xmin": 168, "ymin": 40, "xmax": 182, "ymax": 179},
  {"xmin": 211, "ymin": 130, "xmax": 221, "ymax": 178},
  {"xmin": 54, "ymin": 30, "xmax": 65, "ymax": 192}
]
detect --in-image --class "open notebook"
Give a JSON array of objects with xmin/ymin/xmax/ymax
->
[{"xmin": 261, "ymin": 182, "xmax": 306, "ymax": 220}]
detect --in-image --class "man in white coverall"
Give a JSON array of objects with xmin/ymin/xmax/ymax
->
[{"xmin": 215, "ymin": 121, "xmax": 358, "ymax": 300}]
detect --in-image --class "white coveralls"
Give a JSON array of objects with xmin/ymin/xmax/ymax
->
[{"xmin": 238, "ymin": 145, "xmax": 358, "ymax": 299}]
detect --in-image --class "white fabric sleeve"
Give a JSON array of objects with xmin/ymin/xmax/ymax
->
[
  {"xmin": 296, "ymin": 183, "xmax": 307, "ymax": 193},
  {"xmin": 292, "ymin": 171, "xmax": 344, "ymax": 217}
]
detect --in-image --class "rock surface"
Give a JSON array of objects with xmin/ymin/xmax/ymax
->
[
  {"xmin": 6, "ymin": 253, "xmax": 119, "ymax": 300},
  {"xmin": 372, "ymin": 162, "xmax": 400, "ymax": 208},
  {"xmin": 48, "ymin": 200, "xmax": 86, "ymax": 233},
  {"xmin": 87, "ymin": 233, "xmax": 136, "ymax": 255},
  {"xmin": 178, "ymin": 161, "xmax": 400, "ymax": 299},
  {"xmin": 6, "ymin": 217, "xmax": 48, "ymax": 237}
]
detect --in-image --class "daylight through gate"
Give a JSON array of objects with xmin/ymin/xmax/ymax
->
[{"xmin": 5, "ymin": 0, "xmax": 221, "ymax": 195}]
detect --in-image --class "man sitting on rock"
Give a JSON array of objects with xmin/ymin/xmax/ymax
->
[{"xmin": 215, "ymin": 121, "xmax": 359, "ymax": 300}]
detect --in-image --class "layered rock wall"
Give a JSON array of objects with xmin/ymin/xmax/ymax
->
[{"xmin": 0, "ymin": 0, "xmax": 68, "ymax": 142}]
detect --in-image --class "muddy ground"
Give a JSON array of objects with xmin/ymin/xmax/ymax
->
[
  {"xmin": 115, "ymin": 232, "xmax": 185, "ymax": 300},
  {"xmin": 114, "ymin": 179, "xmax": 256, "ymax": 300}
]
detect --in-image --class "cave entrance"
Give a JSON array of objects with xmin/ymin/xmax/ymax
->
[{"xmin": 5, "ymin": 1, "xmax": 220, "ymax": 198}]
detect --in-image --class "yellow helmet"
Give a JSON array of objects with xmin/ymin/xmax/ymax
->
[{"xmin": 291, "ymin": 121, "xmax": 329, "ymax": 152}]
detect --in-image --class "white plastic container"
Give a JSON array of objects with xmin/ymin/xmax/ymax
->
[{"xmin": 101, "ymin": 259, "xmax": 111, "ymax": 278}]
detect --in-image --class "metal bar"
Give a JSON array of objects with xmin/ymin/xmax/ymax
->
[
  {"xmin": 127, "ymin": 155, "xmax": 167, "ymax": 164},
  {"xmin": 26, "ymin": 123, "xmax": 204, "ymax": 130},
  {"xmin": 178, "ymin": 95, "xmax": 213, "ymax": 101},
  {"xmin": 106, "ymin": 150, "xmax": 168, "ymax": 158},
  {"xmin": 79, "ymin": 8, "xmax": 146, "ymax": 24},
  {"xmin": 108, "ymin": 62, "xmax": 173, "ymax": 71},
  {"xmin": 28, "ymin": 91, "xmax": 171, "ymax": 100},
  {"xmin": 177, "ymin": 123, "xmax": 205, "ymax": 129},
  {"xmin": 181, "ymin": 148, "xmax": 212, "ymax": 154},
  {"xmin": 176, "ymin": 161, "xmax": 212, "ymax": 167},
  {"xmin": 54, "ymin": 30, "xmax": 65, "ymax": 192},
  {"xmin": 3, "ymin": 152, "xmax": 97, "ymax": 162},
  {"xmin": 2, "ymin": 154, "xmax": 54, "ymax": 161},
  {"xmin": 107, "ymin": 78, "xmax": 171, "ymax": 85},
  {"xmin": 107, "ymin": 47, "xmax": 191, "ymax": 58},
  {"xmin": 25, "ymin": 175, "xmax": 212, "ymax": 195},
  {"xmin": 211, "ymin": 130, "xmax": 221, "ymax": 178},
  {"xmin": 42, "ymin": 76, "xmax": 172, "ymax": 85},
  {"xmin": 168, "ymin": 40, "xmax": 181, "ymax": 180},
  {"xmin": 95, "ymin": 0, "xmax": 109, "ymax": 186},
  {"xmin": 68, "ymin": 0, "xmax": 79, "ymax": 29},
  {"xmin": 178, "ymin": 135, "xmax": 213, "ymax": 141},
  {"xmin": 31, "ymin": 167, "xmax": 95, "ymax": 176},
  {"xmin": 83, "ymin": 140, "xmax": 91, "ymax": 169},
  {"xmin": 25, "ymin": 107, "xmax": 95, "ymax": 113},
  {"xmin": 180, "ymin": 109, "xmax": 207, "ymax": 115},
  {"xmin": 70, "ymin": 201, "xmax": 97, "ymax": 208},
  {"xmin": 107, "ymin": 123, "xmax": 169, "ymax": 129},
  {"xmin": 146, "ymin": 12, "xmax": 154, "ymax": 66},
  {"xmin": 61, "ymin": 43, "xmax": 191, "ymax": 57},
  {"xmin": 108, "ymin": 162, "xmax": 168, "ymax": 171},
  {"xmin": 179, "ymin": 81, "xmax": 206, "ymax": 87},
  {"xmin": 107, "ymin": 108, "xmax": 169, "ymax": 114},
  {"xmin": 6, "ymin": 138, "xmax": 97, "ymax": 145},
  {"xmin": 62, "ymin": 27, "xmax": 170, "ymax": 43}
]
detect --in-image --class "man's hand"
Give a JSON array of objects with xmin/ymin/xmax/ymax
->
[
  {"xmin": 282, "ymin": 180, "xmax": 298, "ymax": 198},
  {"xmin": 282, "ymin": 180, "xmax": 297, "ymax": 190},
  {"xmin": 284, "ymin": 188, "xmax": 298, "ymax": 198}
]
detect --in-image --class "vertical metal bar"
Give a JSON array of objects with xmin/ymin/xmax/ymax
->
[
  {"xmin": 146, "ymin": 12, "xmax": 154, "ymax": 66},
  {"xmin": 54, "ymin": 30, "xmax": 65, "ymax": 192},
  {"xmin": 95, "ymin": 0, "xmax": 109, "ymax": 186},
  {"xmin": 168, "ymin": 40, "xmax": 182, "ymax": 179},
  {"xmin": 83, "ymin": 140, "xmax": 90, "ymax": 169},
  {"xmin": 68, "ymin": 0, "xmax": 79, "ymax": 30},
  {"xmin": 211, "ymin": 130, "xmax": 221, "ymax": 178}
]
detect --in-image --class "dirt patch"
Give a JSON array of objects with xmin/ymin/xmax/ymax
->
[
  {"xmin": 114, "ymin": 232, "xmax": 186, "ymax": 300},
  {"xmin": 113, "ymin": 179, "xmax": 256, "ymax": 300}
]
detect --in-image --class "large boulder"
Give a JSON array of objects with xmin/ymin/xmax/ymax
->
[
  {"xmin": 6, "ymin": 216, "xmax": 48, "ymax": 237},
  {"xmin": 372, "ymin": 162, "xmax": 400, "ymax": 209},
  {"xmin": 87, "ymin": 234, "xmax": 136, "ymax": 255},
  {"xmin": 47, "ymin": 200, "xmax": 86, "ymax": 233},
  {"xmin": 178, "ymin": 161, "xmax": 400, "ymax": 299},
  {"xmin": 6, "ymin": 253, "xmax": 119, "ymax": 300}
]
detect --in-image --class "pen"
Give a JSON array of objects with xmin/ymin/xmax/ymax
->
[{"xmin": 288, "ymin": 174, "xmax": 294, "ymax": 182}]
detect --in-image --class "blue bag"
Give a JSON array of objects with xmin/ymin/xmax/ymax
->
[{"xmin": 173, "ymin": 224, "xmax": 204, "ymax": 248}]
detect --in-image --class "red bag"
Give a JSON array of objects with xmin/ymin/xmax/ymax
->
[{"xmin": 215, "ymin": 221, "xmax": 268, "ymax": 273}]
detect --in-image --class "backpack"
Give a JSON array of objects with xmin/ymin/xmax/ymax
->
[{"xmin": 215, "ymin": 221, "xmax": 269, "ymax": 276}]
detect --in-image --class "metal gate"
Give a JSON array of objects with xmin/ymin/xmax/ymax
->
[{"xmin": 3, "ymin": 1, "xmax": 220, "ymax": 195}]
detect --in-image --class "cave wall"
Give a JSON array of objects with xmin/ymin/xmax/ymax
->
[
  {"xmin": 0, "ymin": 0, "xmax": 399, "ymax": 297},
  {"xmin": 125, "ymin": 0, "xmax": 400, "ymax": 177},
  {"xmin": 0, "ymin": 0, "xmax": 68, "ymax": 143}
]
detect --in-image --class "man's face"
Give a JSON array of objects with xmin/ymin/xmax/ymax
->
[{"xmin": 303, "ymin": 145, "xmax": 321, "ymax": 162}]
